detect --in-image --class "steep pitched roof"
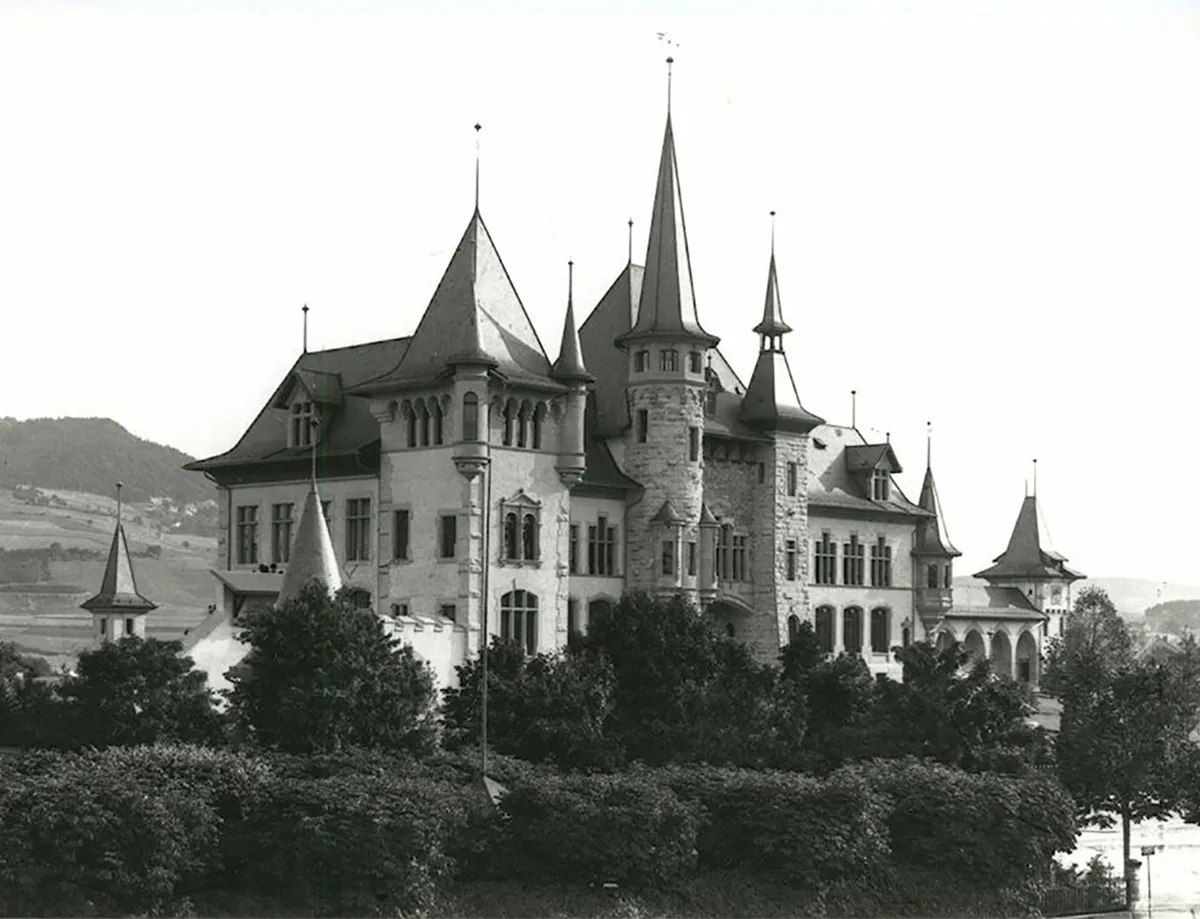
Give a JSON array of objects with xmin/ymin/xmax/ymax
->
[
  {"xmin": 550, "ymin": 268, "xmax": 591, "ymax": 383},
  {"xmin": 358, "ymin": 210, "xmax": 553, "ymax": 390},
  {"xmin": 615, "ymin": 116, "xmax": 718, "ymax": 350},
  {"xmin": 948, "ymin": 585, "xmax": 1046, "ymax": 622},
  {"xmin": 80, "ymin": 522, "xmax": 156, "ymax": 614},
  {"xmin": 186, "ymin": 337, "xmax": 406, "ymax": 471},
  {"xmin": 806, "ymin": 424, "xmax": 930, "ymax": 519},
  {"xmin": 752, "ymin": 252, "xmax": 792, "ymax": 337},
  {"xmin": 974, "ymin": 495, "xmax": 1085, "ymax": 582},
  {"xmin": 276, "ymin": 488, "xmax": 343, "ymax": 607},
  {"xmin": 845, "ymin": 443, "xmax": 903, "ymax": 474},
  {"xmin": 579, "ymin": 263, "xmax": 644, "ymax": 437},
  {"xmin": 914, "ymin": 465, "xmax": 961, "ymax": 557}
]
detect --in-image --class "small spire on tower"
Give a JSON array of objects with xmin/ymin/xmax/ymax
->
[
  {"xmin": 851, "ymin": 390, "xmax": 857, "ymax": 428},
  {"xmin": 551, "ymin": 259, "xmax": 592, "ymax": 383},
  {"xmin": 474, "ymin": 123, "xmax": 482, "ymax": 212},
  {"xmin": 628, "ymin": 218, "xmax": 634, "ymax": 265},
  {"xmin": 116, "ymin": 480, "xmax": 123, "ymax": 524},
  {"xmin": 1032, "ymin": 458, "xmax": 1038, "ymax": 497},
  {"xmin": 666, "ymin": 56, "xmax": 674, "ymax": 113},
  {"xmin": 770, "ymin": 209, "xmax": 777, "ymax": 254},
  {"xmin": 753, "ymin": 210, "xmax": 791, "ymax": 343},
  {"xmin": 926, "ymin": 420, "xmax": 932, "ymax": 467},
  {"xmin": 302, "ymin": 305, "xmax": 309, "ymax": 353}
]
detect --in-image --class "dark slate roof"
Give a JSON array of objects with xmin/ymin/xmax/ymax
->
[
  {"xmin": 752, "ymin": 252, "xmax": 792, "ymax": 336},
  {"xmin": 845, "ymin": 443, "xmax": 903, "ymax": 474},
  {"xmin": 806, "ymin": 424, "xmax": 930, "ymax": 519},
  {"xmin": 186, "ymin": 338, "xmax": 407, "ymax": 471},
  {"xmin": 948, "ymin": 585, "xmax": 1046, "ymax": 622},
  {"xmin": 615, "ymin": 115, "xmax": 718, "ymax": 350},
  {"xmin": 550, "ymin": 274, "xmax": 591, "ymax": 383},
  {"xmin": 580, "ymin": 262, "xmax": 643, "ymax": 437},
  {"xmin": 80, "ymin": 522, "xmax": 157, "ymax": 614},
  {"xmin": 357, "ymin": 210, "xmax": 554, "ymax": 391},
  {"xmin": 974, "ymin": 495, "xmax": 1085, "ymax": 582},
  {"xmin": 271, "ymin": 368, "xmax": 345, "ymax": 408},
  {"xmin": 740, "ymin": 349, "xmax": 824, "ymax": 434},
  {"xmin": 914, "ymin": 466, "xmax": 961, "ymax": 557},
  {"xmin": 578, "ymin": 436, "xmax": 641, "ymax": 493}
]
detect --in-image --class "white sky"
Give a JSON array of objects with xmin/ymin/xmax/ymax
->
[{"xmin": 1, "ymin": 0, "xmax": 1197, "ymax": 583}]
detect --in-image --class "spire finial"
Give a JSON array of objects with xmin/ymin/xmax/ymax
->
[
  {"xmin": 770, "ymin": 210, "xmax": 777, "ymax": 255},
  {"xmin": 115, "ymin": 481, "xmax": 123, "ymax": 525},
  {"xmin": 926, "ymin": 420, "xmax": 932, "ymax": 467},
  {"xmin": 474, "ymin": 123, "xmax": 482, "ymax": 211},
  {"xmin": 302, "ymin": 304, "xmax": 309, "ymax": 353},
  {"xmin": 666, "ymin": 56, "xmax": 674, "ymax": 113},
  {"xmin": 851, "ymin": 390, "xmax": 857, "ymax": 429},
  {"xmin": 886, "ymin": 431, "xmax": 891, "ymax": 444},
  {"xmin": 627, "ymin": 218, "xmax": 634, "ymax": 265},
  {"xmin": 568, "ymin": 259, "xmax": 574, "ymax": 302},
  {"xmin": 1032, "ymin": 458, "xmax": 1037, "ymax": 497}
]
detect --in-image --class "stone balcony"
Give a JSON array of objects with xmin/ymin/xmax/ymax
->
[{"xmin": 916, "ymin": 587, "xmax": 953, "ymax": 614}]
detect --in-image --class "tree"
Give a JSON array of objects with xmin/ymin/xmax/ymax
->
[
  {"xmin": 228, "ymin": 582, "xmax": 438, "ymax": 755},
  {"xmin": 53, "ymin": 637, "xmax": 226, "ymax": 749},
  {"xmin": 1046, "ymin": 588, "xmax": 1200, "ymax": 908}
]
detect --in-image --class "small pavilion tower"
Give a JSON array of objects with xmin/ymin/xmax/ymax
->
[
  {"xmin": 276, "ymin": 431, "xmax": 344, "ymax": 607},
  {"xmin": 912, "ymin": 423, "xmax": 961, "ymax": 637},
  {"xmin": 81, "ymin": 482, "xmax": 156, "ymax": 643},
  {"xmin": 550, "ymin": 260, "xmax": 593, "ymax": 487}
]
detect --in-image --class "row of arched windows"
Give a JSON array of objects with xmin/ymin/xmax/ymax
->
[
  {"xmin": 394, "ymin": 393, "xmax": 552, "ymax": 449},
  {"xmin": 785, "ymin": 606, "xmax": 896, "ymax": 655}
]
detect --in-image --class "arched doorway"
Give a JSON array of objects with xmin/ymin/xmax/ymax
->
[
  {"xmin": 963, "ymin": 630, "xmax": 986, "ymax": 663},
  {"xmin": 990, "ymin": 629, "xmax": 1013, "ymax": 678},
  {"xmin": 708, "ymin": 598, "xmax": 752, "ymax": 642},
  {"xmin": 587, "ymin": 597, "xmax": 613, "ymax": 632},
  {"xmin": 936, "ymin": 630, "xmax": 955, "ymax": 653},
  {"xmin": 1016, "ymin": 630, "xmax": 1038, "ymax": 685}
]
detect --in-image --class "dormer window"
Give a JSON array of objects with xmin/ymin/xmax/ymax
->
[
  {"xmin": 660, "ymin": 349, "xmax": 679, "ymax": 372},
  {"xmin": 871, "ymin": 469, "xmax": 890, "ymax": 502},
  {"xmin": 290, "ymin": 401, "xmax": 315, "ymax": 448}
]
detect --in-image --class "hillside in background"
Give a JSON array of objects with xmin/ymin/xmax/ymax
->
[
  {"xmin": 0, "ymin": 416, "xmax": 212, "ymax": 506},
  {"xmin": 954, "ymin": 575, "xmax": 1200, "ymax": 620}
]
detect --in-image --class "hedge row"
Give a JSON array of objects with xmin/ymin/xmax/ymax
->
[{"xmin": 0, "ymin": 747, "xmax": 1077, "ymax": 917}]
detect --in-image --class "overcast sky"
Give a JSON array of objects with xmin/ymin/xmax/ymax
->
[{"xmin": 1, "ymin": 0, "xmax": 1197, "ymax": 584}]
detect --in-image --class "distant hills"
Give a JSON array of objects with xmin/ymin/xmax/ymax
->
[{"xmin": 0, "ymin": 417, "xmax": 211, "ymax": 506}]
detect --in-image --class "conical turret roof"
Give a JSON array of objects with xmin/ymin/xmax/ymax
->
[
  {"xmin": 752, "ymin": 253, "xmax": 792, "ymax": 336},
  {"xmin": 615, "ymin": 115, "xmax": 718, "ymax": 350},
  {"xmin": 914, "ymin": 465, "xmax": 961, "ymax": 557},
  {"xmin": 551, "ymin": 264, "xmax": 592, "ymax": 383},
  {"xmin": 276, "ymin": 488, "xmax": 343, "ymax": 607},
  {"xmin": 81, "ymin": 521, "xmax": 156, "ymax": 614},
  {"xmin": 974, "ymin": 494, "xmax": 1084, "ymax": 582}
]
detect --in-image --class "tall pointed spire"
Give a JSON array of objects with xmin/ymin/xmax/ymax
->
[
  {"xmin": 974, "ymin": 486, "xmax": 1084, "ymax": 583},
  {"xmin": 474, "ymin": 123, "xmax": 482, "ymax": 212},
  {"xmin": 915, "ymin": 423, "xmax": 960, "ymax": 558},
  {"xmin": 552, "ymin": 260, "xmax": 592, "ymax": 383},
  {"xmin": 627, "ymin": 218, "xmax": 634, "ymax": 266},
  {"xmin": 81, "ymin": 482, "xmax": 157, "ymax": 620},
  {"xmin": 741, "ymin": 212, "xmax": 823, "ymax": 434},
  {"xmin": 614, "ymin": 56, "xmax": 718, "ymax": 351}
]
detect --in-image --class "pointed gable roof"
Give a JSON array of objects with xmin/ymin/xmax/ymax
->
[
  {"xmin": 753, "ymin": 253, "xmax": 792, "ymax": 337},
  {"xmin": 359, "ymin": 211, "xmax": 553, "ymax": 391},
  {"xmin": 579, "ymin": 262, "xmax": 644, "ymax": 436},
  {"xmin": 276, "ymin": 489, "xmax": 343, "ymax": 607},
  {"xmin": 974, "ymin": 495, "xmax": 1085, "ymax": 582},
  {"xmin": 615, "ymin": 116, "xmax": 718, "ymax": 350},
  {"xmin": 914, "ymin": 466, "xmax": 961, "ymax": 557},
  {"xmin": 81, "ymin": 522, "xmax": 156, "ymax": 614},
  {"xmin": 651, "ymin": 499, "xmax": 684, "ymax": 526}
]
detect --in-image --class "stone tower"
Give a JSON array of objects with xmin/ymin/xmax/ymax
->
[
  {"xmin": 614, "ymin": 61, "xmax": 719, "ymax": 602},
  {"xmin": 81, "ymin": 482, "xmax": 156, "ymax": 644},
  {"xmin": 739, "ymin": 227, "xmax": 825, "ymax": 651},
  {"xmin": 912, "ymin": 428, "xmax": 961, "ymax": 640}
]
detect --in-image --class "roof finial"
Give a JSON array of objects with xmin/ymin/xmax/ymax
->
[
  {"xmin": 886, "ymin": 431, "xmax": 891, "ymax": 444},
  {"xmin": 115, "ymin": 481, "xmax": 123, "ymax": 525},
  {"xmin": 568, "ymin": 259, "xmax": 574, "ymax": 302},
  {"xmin": 770, "ymin": 210, "xmax": 777, "ymax": 255},
  {"xmin": 474, "ymin": 123, "xmax": 482, "ymax": 212},
  {"xmin": 302, "ymin": 304, "xmax": 309, "ymax": 354},
  {"xmin": 627, "ymin": 218, "xmax": 634, "ymax": 265},
  {"xmin": 666, "ymin": 56, "xmax": 674, "ymax": 114},
  {"xmin": 1032, "ymin": 458, "xmax": 1037, "ymax": 497},
  {"xmin": 851, "ymin": 390, "xmax": 857, "ymax": 429},
  {"xmin": 926, "ymin": 420, "xmax": 932, "ymax": 467}
]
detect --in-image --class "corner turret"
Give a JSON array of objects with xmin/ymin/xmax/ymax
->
[
  {"xmin": 81, "ymin": 482, "xmax": 156, "ymax": 643},
  {"xmin": 912, "ymin": 425, "xmax": 961, "ymax": 632},
  {"xmin": 551, "ymin": 261, "xmax": 592, "ymax": 487}
]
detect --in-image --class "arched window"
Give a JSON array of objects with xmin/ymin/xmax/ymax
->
[
  {"xmin": 502, "ymin": 400, "xmax": 515, "ymax": 447},
  {"xmin": 787, "ymin": 614, "xmax": 800, "ymax": 644},
  {"xmin": 418, "ymin": 401, "xmax": 430, "ymax": 447},
  {"xmin": 815, "ymin": 605, "xmax": 835, "ymax": 654},
  {"xmin": 500, "ymin": 589, "xmax": 538, "ymax": 655},
  {"xmin": 588, "ymin": 597, "xmax": 613, "ymax": 630},
  {"xmin": 870, "ymin": 607, "xmax": 890, "ymax": 653},
  {"xmin": 902, "ymin": 624, "xmax": 912, "ymax": 647},
  {"xmin": 503, "ymin": 512, "xmax": 519, "ymax": 561},
  {"xmin": 517, "ymin": 403, "xmax": 530, "ymax": 448},
  {"xmin": 462, "ymin": 392, "xmax": 479, "ymax": 441},
  {"xmin": 531, "ymin": 406, "xmax": 542, "ymax": 450},
  {"xmin": 843, "ymin": 606, "xmax": 863, "ymax": 653},
  {"xmin": 725, "ymin": 622, "xmax": 735, "ymax": 638},
  {"xmin": 406, "ymin": 403, "xmax": 417, "ymax": 448},
  {"xmin": 522, "ymin": 513, "xmax": 538, "ymax": 561},
  {"xmin": 432, "ymin": 400, "xmax": 444, "ymax": 445}
]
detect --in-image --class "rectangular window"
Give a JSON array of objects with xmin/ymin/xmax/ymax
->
[
  {"xmin": 440, "ymin": 603, "xmax": 457, "ymax": 622},
  {"xmin": 870, "ymin": 537, "xmax": 893, "ymax": 587},
  {"xmin": 99, "ymin": 617, "xmax": 107, "ymax": 637},
  {"xmin": 587, "ymin": 516, "xmax": 617, "ymax": 576},
  {"xmin": 439, "ymin": 514, "xmax": 457, "ymax": 559},
  {"xmin": 235, "ymin": 505, "xmax": 259, "ymax": 565},
  {"xmin": 688, "ymin": 350, "xmax": 703, "ymax": 373},
  {"xmin": 634, "ymin": 350, "xmax": 648, "ymax": 372},
  {"xmin": 390, "ymin": 602, "xmax": 410, "ymax": 617},
  {"xmin": 786, "ymin": 539, "xmax": 797, "ymax": 581},
  {"xmin": 688, "ymin": 426, "xmax": 700, "ymax": 462},
  {"xmin": 927, "ymin": 563, "xmax": 939, "ymax": 589},
  {"xmin": 659, "ymin": 349, "xmax": 679, "ymax": 372},
  {"xmin": 393, "ymin": 509, "xmax": 411, "ymax": 561},
  {"xmin": 716, "ymin": 525, "xmax": 731, "ymax": 580},
  {"xmin": 814, "ymin": 533, "xmax": 837, "ymax": 585},
  {"xmin": 290, "ymin": 401, "xmax": 314, "ymax": 448},
  {"xmin": 568, "ymin": 524, "xmax": 579, "ymax": 574},
  {"xmin": 843, "ymin": 535, "xmax": 865, "ymax": 586},
  {"xmin": 872, "ymin": 469, "xmax": 890, "ymax": 501},
  {"xmin": 271, "ymin": 502, "xmax": 294, "ymax": 565},
  {"xmin": 321, "ymin": 500, "xmax": 331, "ymax": 523},
  {"xmin": 757, "ymin": 462, "xmax": 765, "ymax": 483},
  {"xmin": 870, "ymin": 608, "xmax": 890, "ymax": 654},
  {"xmin": 568, "ymin": 598, "xmax": 580, "ymax": 636},
  {"xmin": 345, "ymin": 498, "xmax": 372, "ymax": 562},
  {"xmin": 732, "ymin": 534, "xmax": 748, "ymax": 581},
  {"xmin": 661, "ymin": 540, "xmax": 675, "ymax": 576},
  {"xmin": 786, "ymin": 462, "xmax": 798, "ymax": 497},
  {"xmin": 636, "ymin": 409, "xmax": 649, "ymax": 443},
  {"xmin": 124, "ymin": 618, "xmax": 134, "ymax": 636},
  {"xmin": 687, "ymin": 541, "xmax": 697, "ymax": 576}
]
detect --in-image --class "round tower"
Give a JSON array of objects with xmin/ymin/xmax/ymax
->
[{"xmin": 615, "ymin": 63, "xmax": 718, "ymax": 601}]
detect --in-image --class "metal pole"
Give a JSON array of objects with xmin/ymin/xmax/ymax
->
[
  {"xmin": 1147, "ymin": 849, "xmax": 1153, "ymax": 918},
  {"xmin": 480, "ymin": 461, "xmax": 492, "ymax": 777}
]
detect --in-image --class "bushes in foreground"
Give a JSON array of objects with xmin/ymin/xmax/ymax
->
[{"xmin": 0, "ymin": 745, "xmax": 1078, "ymax": 918}]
